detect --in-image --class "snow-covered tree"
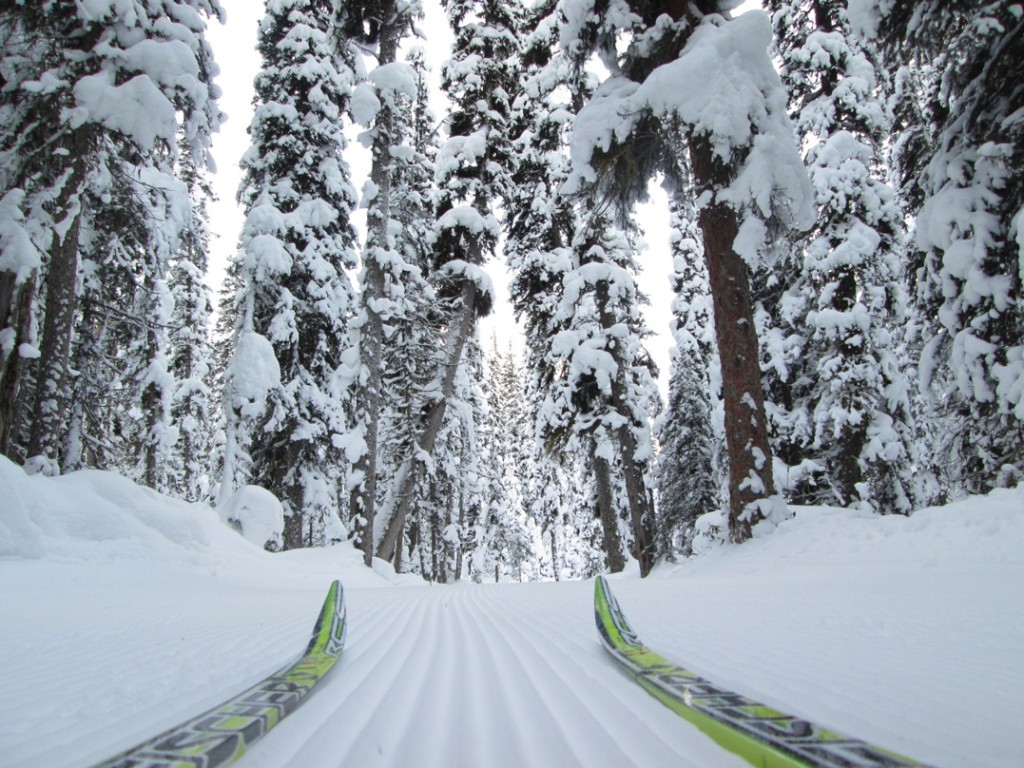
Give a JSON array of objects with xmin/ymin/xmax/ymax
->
[
  {"xmin": 344, "ymin": 0, "xmax": 424, "ymax": 565},
  {"xmin": 374, "ymin": 0, "xmax": 522, "ymax": 565},
  {"xmin": 866, "ymin": 1, "xmax": 1024, "ymax": 494},
  {"xmin": 655, "ymin": 198, "xmax": 720, "ymax": 558},
  {"xmin": 539, "ymin": 214, "xmax": 660, "ymax": 574},
  {"xmin": 469, "ymin": 341, "xmax": 536, "ymax": 581},
  {"xmin": 506, "ymin": 4, "xmax": 663, "ymax": 574},
  {"xmin": 0, "ymin": 1, "xmax": 223, "ymax": 475},
  {"xmin": 222, "ymin": 0, "xmax": 357, "ymax": 548},
  {"xmin": 561, "ymin": 2, "xmax": 813, "ymax": 542},
  {"xmin": 764, "ymin": 0, "xmax": 916, "ymax": 513},
  {"xmin": 506, "ymin": 0, "xmax": 578, "ymax": 431},
  {"xmin": 168, "ymin": 160, "xmax": 216, "ymax": 502}
]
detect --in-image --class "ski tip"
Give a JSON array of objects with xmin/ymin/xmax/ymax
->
[
  {"xmin": 594, "ymin": 575, "xmax": 642, "ymax": 652},
  {"xmin": 305, "ymin": 580, "xmax": 347, "ymax": 658}
]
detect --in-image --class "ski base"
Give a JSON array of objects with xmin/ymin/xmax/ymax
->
[
  {"xmin": 594, "ymin": 576, "xmax": 929, "ymax": 768},
  {"xmin": 90, "ymin": 580, "xmax": 346, "ymax": 768}
]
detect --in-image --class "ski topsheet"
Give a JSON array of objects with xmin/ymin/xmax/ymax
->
[
  {"xmin": 90, "ymin": 580, "xmax": 347, "ymax": 768},
  {"xmin": 594, "ymin": 576, "xmax": 928, "ymax": 768}
]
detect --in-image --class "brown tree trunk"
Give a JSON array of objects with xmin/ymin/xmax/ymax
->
[
  {"xmin": 280, "ymin": 438, "xmax": 305, "ymax": 550},
  {"xmin": 688, "ymin": 134, "xmax": 776, "ymax": 542},
  {"xmin": 616, "ymin": 423, "xmax": 655, "ymax": 573},
  {"xmin": 592, "ymin": 448, "xmax": 625, "ymax": 572},
  {"xmin": 26, "ymin": 128, "xmax": 90, "ymax": 472},
  {"xmin": 429, "ymin": 481, "xmax": 439, "ymax": 581},
  {"xmin": 26, "ymin": 208, "xmax": 81, "ymax": 471}
]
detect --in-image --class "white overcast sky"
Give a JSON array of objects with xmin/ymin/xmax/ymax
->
[{"xmin": 204, "ymin": 1, "xmax": 762, "ymax": 395}]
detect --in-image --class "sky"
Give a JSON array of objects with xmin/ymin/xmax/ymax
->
[{"xmin": 204, "ymin": 1, "xmax": 762, "ymax": 396}]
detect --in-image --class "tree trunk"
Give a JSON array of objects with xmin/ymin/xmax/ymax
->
[
  {"xmin": 550, "ymin": 525, "xmax": 560, "ymax": 582},
  {"xmin": 375, "ymin": 279, "xmax": 478, "ymax": 563},
  {"xmin": 592, "ymin": 448, "xmax": 625, "ymax": 572},
  {"xmin": 688, "ymin": 134, "xmax": 776, "ymax": 542},
  {"xmin": 350, "ymin": 0, "xmax": 400, "ymax": 568},
  {"xmin": 428, "ymin": 481, "xmax": 440, "ymax": 581},
  {"xmin": 454, "ymin": 481, "xmax": 464, "ymax": 581},
  {"xmin": 616, "ymin": 423, "xmax": 655, "ymax": 574},
  {"xmin": 595, "ymin": 278, "xmax": 656, "ymax": 575},
  {"xmin": 26, "ymin": 129, "xmax": 90, "ymax": 472},
  {"xmin": 0, "ymin": 271, "xmax": 35, "ymax": 458},
  {"xmin": 280, "ymin": 439, "xmax": 306, "ymax": 550},
  {"xmin": 141, "ymin": 273, "xmax": 163, "ymax": 491}
]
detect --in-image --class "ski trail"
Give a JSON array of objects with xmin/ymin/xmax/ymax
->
[
  {"xmin": 467, "ymin": 585, "xmax": 689, "ymax": 766},
  {"xmin": 250, "ymin": 584, "xmax": 442, "ymax": 766},
  {"xmin": 2, "ymin": 571, "xmax": 324, "ymax": 768},
  {"xmin": 245, "ymin": 582, "xmax": 749, "ymax": 768}
]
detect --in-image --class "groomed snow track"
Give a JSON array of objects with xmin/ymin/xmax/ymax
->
[
  {"xmin": 4, "ymin": 570, "xmax": 1016, "ymax": 768},
  {"xmin": 239, "ymin": 581, "xmax": 747, "ymax": 767}
]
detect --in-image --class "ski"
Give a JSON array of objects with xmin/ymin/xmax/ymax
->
[
  {"xmin": 594, "ymin": 576, "xmax": 929, "ymax": 768},
  {"xmin": 90, "ymin": 580, "xmax": 347, "ymax": 768}
]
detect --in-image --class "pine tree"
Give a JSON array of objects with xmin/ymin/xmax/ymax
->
[
  {"xmin": 560, "ymin": 1, "xmax": 813, "ymax": 542},
  {"xmin": 355, "ymin": 46, "xmax": 440, "ymax": 571},
  {"xmin": 472, "ymin": 341, "xmax": 537, "ymax": 581},
  {"xmin": 222, "ymin": 0, "xmax": 358, "ymax": 548},
  {"xmin": 374, "ymin": 0, "xmax": 523, "ymax": 565},
  {"xmin": 656, "ymin": 198, "xmax": 720, "ymax": 558},
  {"xmin": 505, "ymin": 1, "xmax": 578, "ymax": 571},
  {"xmin": 168, "ymin": 159, "xmax": 216, "ymax": 502},
  {"xmin": 871, "ymin": 1, "xmax": 1024, "ymax": 494},
  {"xmin": 546, "ymin": 216, "xmax": 660, "ymax": 573},
  {"xmin": 344, "ymin": 0, "xmax": 423, "ymax": 566},
  {"xmin": 765, "ymin": 0, "xmax": 916, "ymax": 513},
  {"xmin": 0, "ymin": 1, "xmax": 223, "ymax": 474}
]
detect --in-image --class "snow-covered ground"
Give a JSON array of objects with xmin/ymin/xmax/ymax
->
[{"xmin": 2, "ymin": 455, "xmax": 1022, "ymax": 767}]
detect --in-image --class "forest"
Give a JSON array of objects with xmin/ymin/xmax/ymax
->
[{"xmin": 0, "ymin": 0, "xmax": 1021, "ymax": 582}]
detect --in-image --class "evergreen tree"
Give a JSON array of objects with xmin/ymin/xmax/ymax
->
[
  {"xmin": 538, "ymin": 214, "xmax": 660, "ymax": 574},
  {"xmin": 344, "ymin": 0, "xmax": 423, "ymax": 565},
  {"xmin": 0, "ymin": 1, "xmax": 223, "ymax": 474},
  {"xmin": 168, "ymin": 159, "xmax": 216, "ymax": 502},
  {"xmin": 655, "ymin": 199, "xmax": 720, "ymax": 558},
  {"xmin": 560, "ymin": 1, "xmax": 814, "ymax": 542},
  {"xmin": 870, "ymin": 1, "xmax": 1024, "ymax": 494},
  {"xmin": 361, "ymin": 46, "xmax": 440, "ymax": 572},
  {"xmin": 473, "ymin": 341, "xmax": 536, "ymax": 581},
  {"xmin": 764, "ymin": 0, "xmax": 916, "ymax": 513},
  {"xmin": 505, "ymin": 1, "xmax": 580, "ymax": 571},
  {"xmin": 374, "ymin": 0, "xmax": 522, "ymax": 565},
  {"xmin": 222, "ymin": 0, "xmax": 358, "ymax": 548}
]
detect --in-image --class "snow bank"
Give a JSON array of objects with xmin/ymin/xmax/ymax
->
[
  {"xmin": 0, "ymin": 456, "xmax": 251, "ymax": 563},
  {"xmin": 0, "ymin": 455, "xmax": 410, "ymax": 589},
  {"xmin": 675, "ymin": 486, "xmax": 1024, "ymax": 578},
  {"xmin": 219, "ymin": 484, "xmax": 284, "ymax": 551}
]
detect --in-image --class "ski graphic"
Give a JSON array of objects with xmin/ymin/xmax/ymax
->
[
  {"xmin": 594, "ymin": 576, "xmax": 929, "ymax": 768},
  {"xmin": 90, "ymin": 580, "xmax": 347, "ymax": 768}
]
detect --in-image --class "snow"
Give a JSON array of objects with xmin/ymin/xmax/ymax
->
[
  {"xmin": 565, "ymin": 11, "xmax": 814, "ymax": 234},
  {"xmin": 0, "ymin": 190, "xmax": 36, "ymax": 270},
  {"xmin": 350, "ymin": 82, "xmax": 381, "ymax": 127},
  {"xmin": 2, "ymin": 457, "xmax": 1023, "ymax": 767},
  {"xmin": 219, "ymin": 484, "xmax": 285, "ymax": 550},
  {"xmin": 368, "ymin": 62, "xmax": 418, "ymax": 102},
  {"xmin": 226, "ymin": 330, "xmax": 280, "ymax": 413},
  {"xmin": 71, "ymin": 72, "xmax": 178, "ymax": 152}
]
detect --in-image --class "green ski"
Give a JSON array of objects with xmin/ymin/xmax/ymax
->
[
  {"xmin": 91, "ymin": 580, "xmax": 347, "ymax": 768},
  {"xmin": 594, "ymin": 576, "xmax": 929, "ymax": 768}
]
